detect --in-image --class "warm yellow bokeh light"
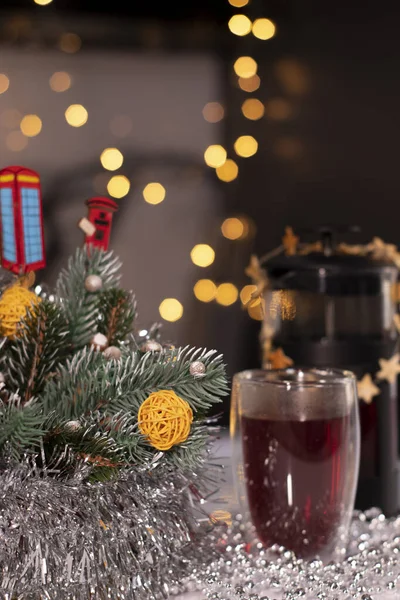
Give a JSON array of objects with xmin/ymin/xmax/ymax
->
[
  {"xmin": 6, "ymin": 131, "xmax": 28, "ymax": 152},
  {"xmin": 34, "ymin": 0, "xmax": 53, "ymax": 5},
  {"xmin": 20, "ymin": 114, "xmax": 42, "ymax": 137},
  {"xmin": 100, "ymin": 148, "xmax": 124, "ymax": 171},
  {"xmin": 228, "ymin": 0, "xmax": 249, "ymax": 6},
  {"xmin": 193, "ymin": 279, "xmax": 217, "ymax": 303},
  {"xmin": 143, "ymin": 182, "xmax": 166, "ymax": 205},
  {"xmin": 202, "ymin": 102, "xmax": 224, "ymax": 123},
  {"xmin": 216, "ymin": 159, "xmax": 239, "ymax": 183},
  {"xmin": 228, "ymin": 14, "xmax": 252, "ymax": 36},
  {"xmin": 248, "ymin": 302, "xmax": 264, "ymax": 320},
  {"xmin": 221, "ymin": 217, "xmax": 244, "ymax": 240},
  {"xmin": 241, "ymin": 98, "xmax": 265, "ymax": 120},
  {"xmin": 265, "ymin": 98, "xmax": 293, "ymax": 120},
  {"xmin": 216, "ymin": 283, "xmax": 239, "ymax": 306},
  {"xmin": 59, "ymin": 32, "xmax": 82, "ymax": 53},
  {"xmin": 190, "ymin": 244, "xmax": 215, "ymax": 268},
  {"xmin": 252, "ymin": 18, "xmax": 276, "ymax": 40},
  {"xmin": 238, "ymin": 74, "xmax": 260, "ymax": 92},
  {"xmin": 234, "ymin": 135, "xmax": 258, "ymax": 158},
  {"xmin": 240, "ymin": 285, "xmax": 258, "ymax": 306},
  {"xmin": 65, "ymin": 104, "xmax": 88, "ymax": 127},
  {"xmin": 204, "ymin": 144, "xmax": 227, "ymax": 168},
  {"xmin": 107, "ymin": 175, "xmax": 130, "ymax": 199},
  {"xmin": 159, "ymin": 298, "xmax": 184, "ymax": 322},
  {"xmin": 49, "ymin": 71, "xmax": 71, "ymax": 92},
  {"xmin": 0, "ymin": 74, "xmax": 10, "ymax": 94},
  {"xmin": 233, "ymin": 56, "xmax": 257, "ymax": 79}
]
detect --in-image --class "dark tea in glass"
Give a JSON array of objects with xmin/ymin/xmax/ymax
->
[{"xmin": 231, "ymin": 369, "xmax": 360, "ymax": 561}]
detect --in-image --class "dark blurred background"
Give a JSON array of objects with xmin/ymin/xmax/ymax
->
[{"xmin": 1, "ymin": 0, "xmax": 399, "ymax": 420}]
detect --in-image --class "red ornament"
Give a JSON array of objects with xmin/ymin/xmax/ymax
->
[
  {"xmin": 84, "ymin": 197, "xmax": 118, "ymax": 251},
  {"xmin": 0, "ymin": 165, "xmax": 46, "ymax": 274}
]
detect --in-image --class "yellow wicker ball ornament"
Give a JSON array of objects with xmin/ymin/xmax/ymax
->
[
  {"xmin": 138, "ymin": 390, "xmax": 193, "ymax": 451},
  {"xmin": 0, "ymin": 284, "xmax": 41, "ymax": 339}
]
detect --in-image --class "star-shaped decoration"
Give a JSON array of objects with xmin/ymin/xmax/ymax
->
[
  {"xmin": 376, "ymin": 353, "xmax": 400, "ymax": 384},
  {"xmin": 357, "ymin": 374, "xmax": 380, "ymax": 404},
  {"xmin": 267, "ymin": 347, "xmax": 293, "ymax": 369},
  {"xmin": 282, "ymin": 226, "xmax": 299, "ymax": 256}
]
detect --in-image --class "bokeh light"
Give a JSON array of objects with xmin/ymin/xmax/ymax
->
[
  {"xmin": 216, "ymin": 283, "xmax": 239, "ymax": 306},
  {"xmin": 0, "ymin": 74, "xmax": 10, "ymax": 94},
  {"xmin": 228, "ymin": 0, "xmax": 249, "ymax": 6},
  {"xmin": 234, "ymin": 135, "xmax": 258, "ymax": 158},
  {"xmin": 228, "ymin": 15, "xmax": 252, "ymax": 36},
  {"xmin": 65, "ymin": 104, "xmax": 88, "ymax": 127},
  {"xmin": 216, "ymin": 159, "xmax": 239, "ymax": 182},
  {"xmin": 107, "ymin": 175, "xmax": 130, "ymax": 198},
  {"xmin": 275, "ymin": 58, "xmax": 310, "ymax": 95},
  {"xmin": 221, "ymin": 217, "xmax": 244, "ymax": 240},
  {"xmin": 241, "ymin": 98, "xmax": 265, "ymax": 120},
  {"xmin": 204, "ymin": 145, "xmax": 227, "ymax": 168},
  {"xmin": 252, "ymin": 18, "xmax": 276, "ymax": 40},
  {"xmin": 265, "ymin": 98, "xmax": 293, "ymax": 120},
  {"xmin": 248, "ymin": 302, "xmax": 264, "ymax": 320},
  {"xmin": 49, "ymin": 71, "xmax": 71, "ymax": 92},
  {"xmin": 233, "ymin": 56, "xmax": 258, "ymax": 79},
  {"xmin": 159, "ymin": 298, "xmax": 183, "ymax": 322},
  {"xmin": 240, "ymin": 285, "xmax": 259, "ymax": 306},
  {"xmin": 20, "ymin": 114, "xmax": 42, "ymax": 137},
  {"xmin": 110, "ymin": 115, "xmax": 133, "ymax": 138},
  {"xmin": 202, "ymin": 102, "xmax": 224, "ymax": 123},
  {"xmin": 190, "ymin": 244, "xmax": 215, "ymax": 267},
  {"xmin": 34, "ymin": 0, "xmax": 53, "ymax": 4},
  {"xmin": 6, "ymin": 131, "xmax": 28, "ymax": 152},
  {"xmin": 100, "ymin": 148, "xmax": 124, "ymax": 171},
  {"xmin": 59, "ymin": 32, "xmax": 82, "ymax": 53},
  {"xmin": 143, "ymin": 182, "xmax": 166, "ymax": 205},
  {"xmin": 0, "ymin": 109, "xmax": 21, "ymax": 129},
  {"xmin": 193, "ymin": 279, "xmax": 217, "ymax": 303},
  {"xmin": 238, "ymin": 74, "xmax": 260, "ymax": 92}
]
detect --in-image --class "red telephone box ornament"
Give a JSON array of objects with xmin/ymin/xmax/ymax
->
[
  {"xmin": 0, "ymin": 165, "xmax": 46, "ymax": 274},
  {"xmin": 83, "ymin": 197, "xmax": 118, "ymax": 251}
]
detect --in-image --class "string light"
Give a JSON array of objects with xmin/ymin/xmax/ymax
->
[
  {"xmin": 159, "ymin": 298, "xmax": 183, "ymax": 322},
  {"xmin": 241, "ymin": 98, "xmax": 264, "ymax": 120},
  {"xmin": 6, "ymin": 131, "xmax": 28, "ymax": 152},
  {"xmin": 20, "ymin": 115, "xmax": 42, "ymax": 137},
  {"xmin": 49, "ymin": 71, "xmax": 71, "ymax": 92},
  {"xmin": 216, "ymin": 283, "xmax": 238, "ymax": 306},
  {"xmin": 100, "ymin": 148, "xmax": 124, "ymax": 171},
  {"xmin": 190, "ymin": 244, "xmax": 215, "ymax": 267},
  {"xmin": 233, "ymin": 57, "xmax": 257, "ymax": 79},
  {"xmin": 221, "ymin": 217, "xmax": 244, "ymax": 240},
  {"xmin": 65, "ymin": 104, "xmax": 88, "ymax": 127},
  {"xmin": 0, "ymin": 74, "xmax": 10, "ymax": 94},
  {"xmin": 202, "ymin": 102, "xmax": 224, "ymax": 123},
  {"xmin": 59, "ymin": 32, "xmax": 82, "ymax": 53},
  {"xmin": 216, "ymin": 159, "xmax": 239, "ymax": 183},
  {"xmin": 193, "ymin": 279, "xmax": 217, "ymax": 303},
  {"xmin": 110, "ymin": 115, "xmax": 133, "ymax": 138},
  {"xmin": 34, "ymin": 0, "xmax": 53, "ymax": 4},
  {"xmin": 204, "ymin": 145, "xmax": 227, "ymax": 168},
  {"xmin": 228, "ymin": 0, "xmax": 249, "ymax": 6},
  {"xmin": 240, "ymin": 285, "xmax": 259, "ymax": 306},
  {"xmin": 265, "ymin": 98, "xmax": 293, "ymax": 120},
  {"xmin": 234, "ymin": 135, "xmax": 258, "ymax": 158},
  {"xmin": 107, "ymin": 175, "xmax": 130, "ymax": 199},
  {"xmin": 252, "ymin": 18, "xmax": 276, "ymax": 40},
  {"xmin": 228, "ymin": 15, "xmax": 252, "ymax": 37},
  {"xmin": 143, "ymin": 183, "xmax": 166, "ymax": 205},
  {"xmin": 238, "ymin": 74, "xmax": 261, "ymax": 92}
]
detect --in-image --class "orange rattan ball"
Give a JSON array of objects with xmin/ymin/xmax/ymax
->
[{"xmin": 138, "ymin": 390, "xmax": 193, "ymax": 451}]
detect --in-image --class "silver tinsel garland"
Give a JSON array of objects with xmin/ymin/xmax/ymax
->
[{"xmin": 0, "ymin": 456, "xmax": 223, "ymax": 600}]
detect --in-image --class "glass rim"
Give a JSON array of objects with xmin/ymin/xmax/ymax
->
[{"xmin": 233, "ymin": 367, "xmax": 356, "ymax": 388}]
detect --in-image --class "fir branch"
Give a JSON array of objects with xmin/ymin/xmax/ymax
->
[
  {"xmin": 0, "ymin": 397, "xmax": 44, "ymax": 460},
  {"xmin": 1, "ymin": 300, "xmax": 71, "ymax": 401},
  {"xmin": 97, "ymin": 288, "xmax": 136, "ymax": 346},
  {"xmin": 56, "ymin": 247, "xmax": 122, "ymax": 350}
]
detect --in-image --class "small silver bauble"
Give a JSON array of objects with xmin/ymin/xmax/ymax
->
[
  {"xmin": 189, "ymin": 360, "xmax": 206, "ymax": 378},
  {"xmin": 85, "ymin": 274, "xmax": 103, "ymax": 293},
  {"xmin": 91, "ymin": 332, "xmax": 109, "ymax": 351},
  {"xmin": 103, "ymin": 345, "xmax": 122, "ymax": 360},
  {"xmin": 64, "ymin": 420, "xmax": 81, "ymax": 432},
  {"xmin": 141, "ymin": 340, "xmax": 162, "ymax": 353}
]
